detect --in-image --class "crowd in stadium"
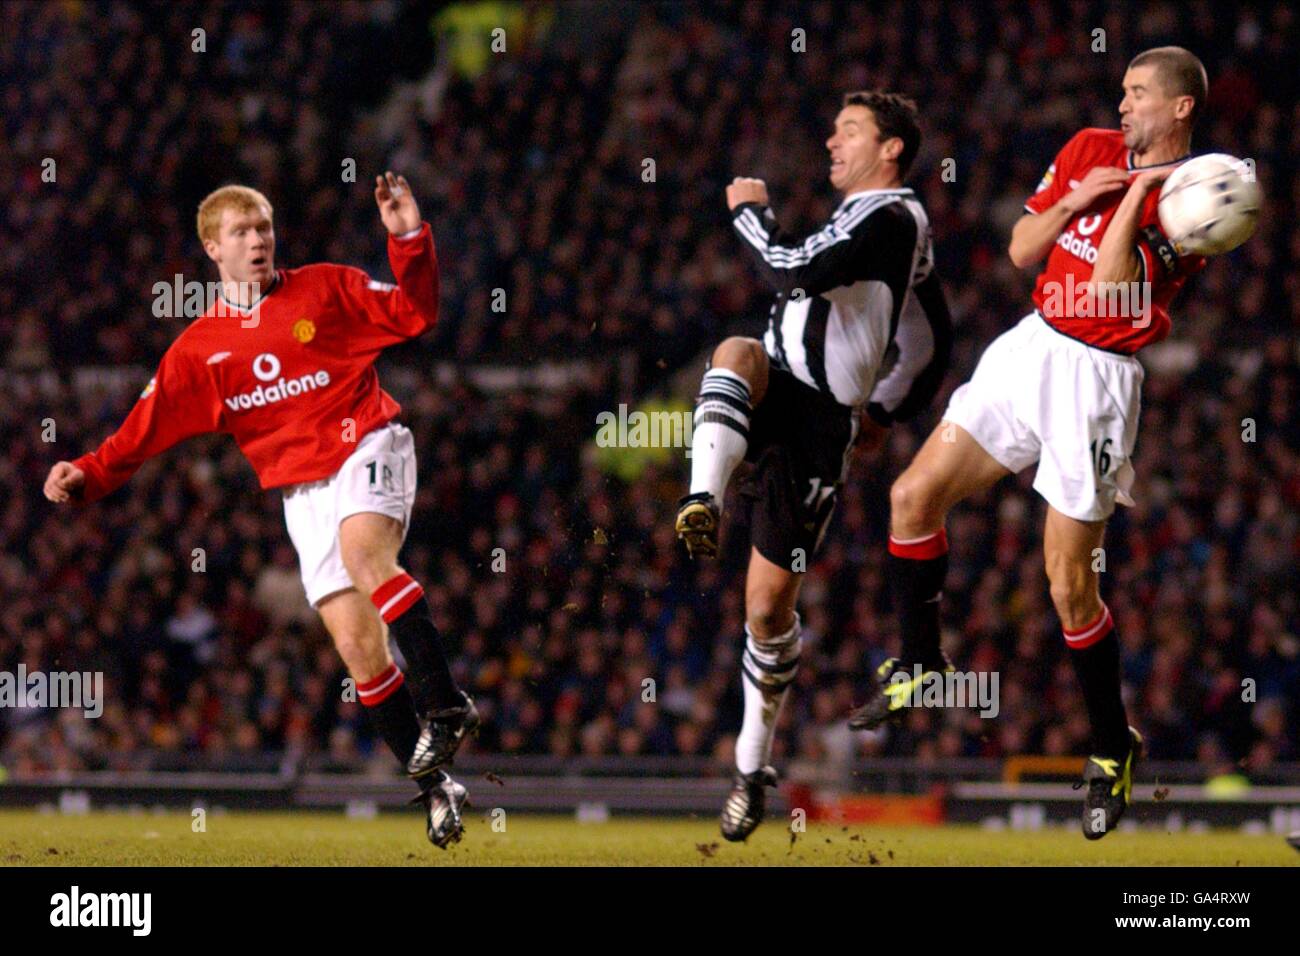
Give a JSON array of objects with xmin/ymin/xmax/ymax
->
[{"xmin": 2, "ymin": 1, "xmax": 1297, "ymax": 781}]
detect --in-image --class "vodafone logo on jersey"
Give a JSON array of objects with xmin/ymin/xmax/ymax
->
[
  {"xmin": 1075, "ymin": 213, "xmax": 1102, "ymax": 235},
  {"xmin": 1055, "ymin": 214, "xmax": 1103, "ymax": 265},
  {"xmin": 252, "ymin": 353, "xmax": 281, "ymax": 381},
  {"xmin": 224, "ymin": 352, "xmax": 331, "ymax": 413}
]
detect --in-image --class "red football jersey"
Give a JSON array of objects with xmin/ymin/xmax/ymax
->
[
  {"xmin": 72, "ymin": 224, "xmax": 439, "ymax": 502},
  {"xmin": 1024, "ymin": 128, "xmax": 1206, "ymax": 353}
]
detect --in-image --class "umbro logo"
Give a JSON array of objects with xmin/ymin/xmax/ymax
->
[{"xmin": 206, "ymin": 351, "xmax": 232, "ymax": 365}]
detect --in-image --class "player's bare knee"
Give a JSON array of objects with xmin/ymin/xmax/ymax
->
[
  {"xmin": 342, "ymin": 554, "xmax": 401, "ymax": 598},
  {"xmin": 711, "ymin": 335, "xmax": 759, "ymax": 367},
  {"xmin": 746, "ymin": 596, "xmax": 795, "ymax": 639},
  {"xmin": 338, "ymin": 514, "xmax": 404, "ymax": 594},
  {"xmin": 711, "ymin": 337, "xmax": 768, "ymax": 401},
  {"xmin": 346, "ymin": 566, "xmax": 379, "ymax": 598},
  {"xmin": 890, "ymin": 472, "xmax": 942, "ymax": 535}
]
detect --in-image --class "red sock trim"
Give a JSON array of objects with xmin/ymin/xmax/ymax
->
[
  {"xmin": 357, "ymin": 663, "xmax": 405, "ymax": 706},
  {"xmin": 888, "ymin": 529, "xmax": 948, "ymax": 560},
  {"xmin": 370, "ymin": 572, "xmax": 424, "ymax": 623},
  {"xmin": 1063, "ymin": 604, "xmax": 1113, "ymax": 649}
]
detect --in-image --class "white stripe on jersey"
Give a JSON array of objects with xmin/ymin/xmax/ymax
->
[
  {"xmin": 823, "ymin": 280, "xmax": 896, "ymax": 406},
  {"xmin": 735, "ymin": 194, "xmax": 896, "ymax": 269},
  {"xmin": 775, "ymin": 294, "xmax": 813, "ymax": 386},
  {"xmin": 787, "ymin": 195, "xmax": 933, "ymax": 406}
]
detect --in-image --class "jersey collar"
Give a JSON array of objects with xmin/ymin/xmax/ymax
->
[
  {"xmin": 1126, "ymin": 150, "xmax": 1190, "ymax": 171},
  {"xmin": 216, "ymin": 272, "xmax": 281, "ymax": 313},
  {"xmin": 836, "ymin": 186, "xmax": 913, "ymax": 213}
]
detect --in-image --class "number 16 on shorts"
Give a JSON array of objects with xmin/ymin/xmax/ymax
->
[{"xmin": 1090, "ymin": 437, "xmax": 1113, "ymax": 479}]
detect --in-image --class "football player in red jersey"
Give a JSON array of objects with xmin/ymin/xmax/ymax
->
[
  {"xmin": 850, "ymin": 47, "xmax": 1214, "ymax": 839},
  {"xmin": 44, "ymin": 173, "xmax": 477, "ymax": 848}
]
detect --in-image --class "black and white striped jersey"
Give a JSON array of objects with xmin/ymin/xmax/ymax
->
[{"xmin": 731, "ymin": 188, "xmax": 952, "ymax": 420}]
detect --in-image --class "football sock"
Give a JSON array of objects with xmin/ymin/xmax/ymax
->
[
  {"xmin": 357, "ymin": 663, "xmax": 435, "ymax": 792},
  {"xmin": 736, "ymin": 614, "xmax": 802, "ymax": 775},
  {"xmin": 689, "ymin": 367, "xmax": 752, "ymax": 510},
  {"xmin": 887, "ymin": 530, "xmax": 949, "ymax": 670},
  {"xmin": 1063, "ymin": 603, "xmax": 1131, "ymax": 759},
  {"xmin": 371, "ymin": 572, "xmax": 461, "ymax": 713}
]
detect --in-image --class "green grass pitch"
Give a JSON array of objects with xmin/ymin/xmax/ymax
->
[{"xmin": 0, "ymin": 810, "xmax": 1296, "ymax": 865}]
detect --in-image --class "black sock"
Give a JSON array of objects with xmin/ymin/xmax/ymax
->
[
  {"xmin": 371, "ymin": 572, "xmax": 461, "ymax": 713},
  {"xmin": 358, "ymin": 664, "xmax": 435, "ymax": 793},
  {"xmin": 888, "ymin": 531, "xmax": 949, "ymax": 670},
  {"xmin": 1065, "ymin": 606, "xmax": 1131, "ymax": 759}
]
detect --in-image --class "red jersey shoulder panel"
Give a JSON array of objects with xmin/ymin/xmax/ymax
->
[{"xmin": 1024, "ymin": 128, "xmax": 1125, "ymax": 215}]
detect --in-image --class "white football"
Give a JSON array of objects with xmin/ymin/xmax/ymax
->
[{"xmin": 1157, "ymin": 153, "xmax": 1260, "ymax": 256}]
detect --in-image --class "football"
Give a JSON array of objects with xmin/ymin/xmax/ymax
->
[{"xmin": 1157, "ymin": 152, "xmax": 1261, "ymax": 256}]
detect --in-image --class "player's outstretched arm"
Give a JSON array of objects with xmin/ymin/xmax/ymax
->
[
  {"xmin": 334, "ymin": 170, "xmax": 439, "ymax": 353},
  {"xmin": 43, "ymin": 461, "xmax": 85, "ymax": 504},
  {"xmin": 52, "ymin": 344, "xmax": 224, "ymax": 505}
]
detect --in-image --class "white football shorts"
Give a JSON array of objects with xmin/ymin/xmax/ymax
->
[
  {"xmin": 282, "ymin": 421, "xmax": 417, "ymax": 607},
  {"xmin": 942, "ymin": 311, "xmax": 1143, "ymax": 522}
]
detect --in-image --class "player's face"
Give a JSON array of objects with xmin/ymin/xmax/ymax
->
[
  {"xmin": 826, "ymin": 105, "xmax": 891, "ymax": 192},
  {"xmin": 1118, "ymin": 65, "xmax": 1181, "ymax": 153},
  {"xmin": 206, "ymin": 207, "xmax": 276, "ymax": 287}
]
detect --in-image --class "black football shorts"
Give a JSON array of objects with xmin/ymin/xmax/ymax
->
[{"xmin": 737, "ymin": 366, "xmax": 858, "ymax": 569}]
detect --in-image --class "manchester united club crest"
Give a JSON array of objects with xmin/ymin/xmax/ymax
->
[{"xmin": 292, "ymin": 319, "xmax": 316, "ymax": 343}]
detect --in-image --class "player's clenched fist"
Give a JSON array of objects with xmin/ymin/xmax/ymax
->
[
  {"xmin": 726, "ymin": 177, "xmax": 769, "ymax": 210},
  {"xmin": 44, "ymin": 461, "xmax": 85, "ymax": 504}
]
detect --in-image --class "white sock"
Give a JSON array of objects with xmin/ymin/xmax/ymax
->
[
  {"xmin": 735, "ymin": 613, "xmax": 802, "ymax": 775},
  {"xmin": 689, "ymin": 368, "xmax": 752, "ymax": 512}
]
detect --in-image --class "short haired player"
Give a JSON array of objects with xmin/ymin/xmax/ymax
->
[
  {"xmin": 848, "ymin": 48, "xmax": 1214, "ymax": 840},
  {"xmin": 44, "ymin": 173, "xmax": 478, "ymax": 848}
]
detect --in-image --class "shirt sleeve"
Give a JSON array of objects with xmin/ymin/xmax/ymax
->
[
  {"xmin": 1135, "ymin": 223, "xmax": 1208, "ymax": 286},
  {"xmin": 334, "ymin": 222, "xmax": 441, "ymax": 355},
  {"xmin": 71, "ymin": 341, "xmax": 224, "ymax": 503},
  {"xmin": 730, "ymin": 198, "xmax": 911, "ymax": 297},
  {"xmin": 1024, "ymin": 131, "xmax": 1086, "ymax": 215}
]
